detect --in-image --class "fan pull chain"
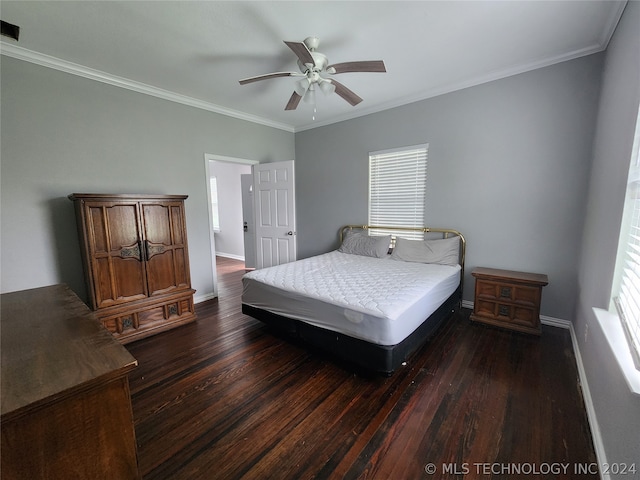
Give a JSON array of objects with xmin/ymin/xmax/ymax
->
[{"xmin": 313, "ymin": 105, "xmax": 317, "ymax": 121}]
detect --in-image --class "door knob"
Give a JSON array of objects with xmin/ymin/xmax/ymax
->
[{"xmin": 286, "ymin": 231, "xmax": 293, "ymax": 235}]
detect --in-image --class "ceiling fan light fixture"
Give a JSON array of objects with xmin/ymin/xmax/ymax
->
[
  {"xmin": 303, "ymin": 84, "xmax": 316, "ymax": 104},
  {"xmin": 319, "ymin": 79, "xmax": 336, "ymax": 95},
  {"xmin": 294, "ymin": 77, "xmax": 310, "ymax": 97}
]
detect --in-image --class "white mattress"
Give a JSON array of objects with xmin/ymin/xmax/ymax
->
[{"xmin": 242, "ymin": 250, "xmax": 460, "ymax": 346}]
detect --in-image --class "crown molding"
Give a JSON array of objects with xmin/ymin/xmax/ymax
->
[
  {"xmin": 295, "ymin": 41, "xmax": 612, "ymax": 132},
  {"xmin": 0, "ymin": 42, "xmax": 295, "ymax": 133},
  {"xmin": 599, "ymin": 0, "xmax": 628, "ymax": 47},
  {"xmin": 2, "ymin": 0, "xmax": 626, "ymax": 135}
]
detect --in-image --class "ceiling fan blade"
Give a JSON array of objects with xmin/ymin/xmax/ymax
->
[
  {"xmin": 239, "ymin": 72, "xmax": 301, "ymax": 85},
  {"xmin": 284, "ymin": 40, "xmax": 315, "ymax": 66},
  {"xmin": 285, "ymin": 92, "xmax": 302, "ymax": 111},
  {"xmin": 327, "ymin": 60, "xmax": 386, "ymax": 74},
  {"xmin": 331, "ymin": 80, "xmax": 363, "ymax": 106}
]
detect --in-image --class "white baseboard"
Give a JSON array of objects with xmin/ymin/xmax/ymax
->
[
  {"xmin": 540, "ymin": 314, "xmax": 571, "ymax": 329},
  {"xmin": 194, "ymin": 253, "xmax": 244, "ymax": 304},
  {"xmin": 215, "ymin": 252, "xmax": 245, "ymax": 261},
  {"xmin": 463, "ymin": 300, "xmax": 571, "ymax": 329},
  {"xmin": 463, "ymin": 301, "xmax": 606, "ymax": 479},
  {"xmin": 194, "ymin": 292, "xmax": 217, "ymax": 304},
  {"xmin": 567, "ymin": 322, "xmax": 610, "ymax": 480}
]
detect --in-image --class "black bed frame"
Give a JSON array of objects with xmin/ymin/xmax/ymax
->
[
  {"xmin": 242, "ymin": 286, "xmax": 461, "ymax": 375},
  {"xmin": 242, "ymin": 225, "xmax": 466, "ymax": 376}
]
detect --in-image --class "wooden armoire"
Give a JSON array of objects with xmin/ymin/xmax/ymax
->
[{"xmin": 69, "ymin": 194, "xmax": 196, "ymax": 343}]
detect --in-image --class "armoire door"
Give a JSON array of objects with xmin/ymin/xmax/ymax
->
[
  {"xmin": 141, "ymin": 201, "xmax": 191, "ymax": 296},
  {"xmin": 84, "ymin": 201, "xmax": 148, "ymax": 308}
]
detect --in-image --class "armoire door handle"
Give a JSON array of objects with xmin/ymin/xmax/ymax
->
[
  {"xmin": 144, "ymin": 240, "xmax": 166, "ymax": 260},
  {"xmin": 119, "ymin": 241, "xmax": 143, "ymax": 261}
]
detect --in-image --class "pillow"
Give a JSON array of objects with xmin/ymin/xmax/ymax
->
[
  {"xmin": 391, "ymin": 236, "xmax": 460, "ymax": 265},
  {"xmin": 338, "ymin": 231, "xmax": 391, "ymax": 258}
]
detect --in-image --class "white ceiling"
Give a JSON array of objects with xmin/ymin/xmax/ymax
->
[{"xmin": 0, "ymin": 1, "xmax": 626, "ymax": 132}]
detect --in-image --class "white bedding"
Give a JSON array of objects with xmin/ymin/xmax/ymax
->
[{"xmin": 241, "ymin": 250, "xmax": 461, "ymax": 346}]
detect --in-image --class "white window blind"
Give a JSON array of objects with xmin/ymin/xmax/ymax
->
[
  {"xmin": 613, "ymin": 105, "xmax": 640, "ymax": 369},
  {"xmin": 369, "ymin": 144, "xmax": 428, "ymax": 240}
]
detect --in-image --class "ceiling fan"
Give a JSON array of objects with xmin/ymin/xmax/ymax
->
[{"xmin": 239, "ymin": 36, "xmax": 386, "ymax": 111}]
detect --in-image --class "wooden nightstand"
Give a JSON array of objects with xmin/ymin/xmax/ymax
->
[{"xmin": 470, "ymin": 267, "xmax": 548, "ymax": 335}]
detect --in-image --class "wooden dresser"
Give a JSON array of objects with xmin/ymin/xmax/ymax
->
[
  {"xmin": 1, "ymin": 284, "xmax": 139, "ymax": 479},
  {"xmin": 69, "ymin": 193, "xmax": 196, "ymax": 343},
  {"xmin": 470, "ymin": 267, "xmax": 549, "ymax": 335}
]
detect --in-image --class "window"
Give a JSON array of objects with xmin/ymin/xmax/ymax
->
[
  {"xmin": 612, "ymin": 105, "xmax": 640, "ymax": 369},
  {"xmin": 209, "ymin": 176, "xmax": 220, "ymax": 232},
  {"xmin": 369, "ymin": 144, "xmax": 428, "ymax": 240}
]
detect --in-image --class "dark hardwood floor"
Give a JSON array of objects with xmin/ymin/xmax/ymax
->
[{"xmin": 127, "ymin": 256, "xmax": 597, "ymax": 479}]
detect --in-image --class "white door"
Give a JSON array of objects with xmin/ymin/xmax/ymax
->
[
  {"xmin": 253, "ymin": 160, "xmax": 297, "ymax": 269},
  {"xmin": 241, "ymin": 174, "xmax": 256, "ymax": 269}
]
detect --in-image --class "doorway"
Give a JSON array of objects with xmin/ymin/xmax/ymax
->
[{"xmin": 204, "ymin": 154, "xmax": 259, "ymax": 298}]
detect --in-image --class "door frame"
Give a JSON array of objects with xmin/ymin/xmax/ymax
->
[{"xmin": 203, "ymin": 153, "xmax": 259, "ymax": 298}]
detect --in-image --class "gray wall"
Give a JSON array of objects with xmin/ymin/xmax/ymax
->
[
  {"xmin": 211, "ymin": 160, "xmax": 251, "ymax": 259},
  {"xmin": 0, "ymin": 56, "xmax": 295, "ymax": 301},
  {"xmin": 295, "ymin": 54, "xmax": 603, "ymax": 320},
  {"xmin": 575, "ymin": 1, "xmax": 640, "ymax": 475}
]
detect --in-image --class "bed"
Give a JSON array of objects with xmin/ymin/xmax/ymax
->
[{"xmin": 241, "ymin": 225, "xmax": 466, "ymax": 374}]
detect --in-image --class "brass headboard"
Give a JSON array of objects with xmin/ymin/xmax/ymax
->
[{"xmin": 339, "ymin": 224, "xmax": 466, "ymax": 294}]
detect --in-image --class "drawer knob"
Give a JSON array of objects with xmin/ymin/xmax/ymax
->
[
  {"xmin": 500, "ymin": 286, "xmax": 512, "ymax": 298},
  {"xmin": 499, "ymin": 305, "xmax": 510, "ymax": 316}
]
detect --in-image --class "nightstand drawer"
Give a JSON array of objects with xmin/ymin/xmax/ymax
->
[
  {"xmin": 476, "ymin": 300, "xmax": 538, "ymax": 328},
  {"xmin": 471, "ymin": 267, "xmax": 548, "ymax": 335},
  {"xmin": 475, "ymin": 279, "xmax": 541, "ymax": 306}
]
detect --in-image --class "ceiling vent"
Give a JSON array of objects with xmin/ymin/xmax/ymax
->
[{"xmin": 1, "ymin": 21, "xmax": 20, "ymax": 41}]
